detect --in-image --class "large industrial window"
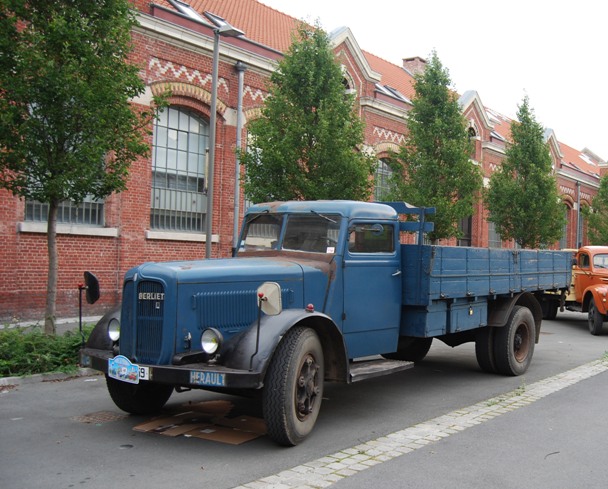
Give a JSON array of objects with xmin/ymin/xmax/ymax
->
[
  {"xmin": 150, "ymin": 106, "xmax": 209, "ymax": 232},
  {"xmin": 25, "ymin": 197, "xmax": 104, "ymax": 226}
]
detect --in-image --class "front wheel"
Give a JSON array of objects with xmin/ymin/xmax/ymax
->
[
  {"xmin": 106, "ymin": 376, "xmax": 173, "ymax": 415},
  {"xmin": 263, "ymin": 327, "xmax": 324, "ymax": 446},
  {"xmin": 588, "ymin": 299, "xmax": 604, "ymax": 336},
  {"xmin": 493, "ymin": 306, "xmax": 535, "ymax": 376}
]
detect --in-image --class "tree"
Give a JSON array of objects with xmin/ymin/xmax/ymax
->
[
  {"xmin": 387, "ymin": 51, "xmax": 482, "ymax": 243},
  {"xmin": 486, "ymin": 96, "xmax": 565, "ymax": 248},
  {"xmin": 240, "ymin": 23, "xmax": 375, "ymax": 202},
  {"xmin": 583, "ymin": 175, "xmax": 608, "ymax": 245},
  {"xmin": 0, "ymin": 0, "xmax": 164, "ymax": 334}
]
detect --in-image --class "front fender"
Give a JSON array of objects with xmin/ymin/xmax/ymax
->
[
  {"xmin": 220, "ymin": 309, "xmax": 347, "ymax": 381},
  {"xmin": 583, "ymin": 286, "xmax": 608, "ymax": 314},
  {"xmin": 85, "ymin": 306, "xmax": 121, "ymax": 351}
]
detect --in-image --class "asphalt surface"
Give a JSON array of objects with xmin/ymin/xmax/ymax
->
[{"xmin": 1, "ymin": 310, "xmax": 608, "ymax": 489}]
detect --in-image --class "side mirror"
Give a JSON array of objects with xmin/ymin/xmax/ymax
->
[
  {"xmin": 84, "ymin": 271, "xmax": 100, "ymax": 305},
  {"xmin": 257, "ymin": 282, "xmax": 282, "ymax": 316}
]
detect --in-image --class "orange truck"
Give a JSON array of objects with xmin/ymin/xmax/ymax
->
[{"xmin": 543, "ymin": 246, "xmax": 608, "ymax": 335}]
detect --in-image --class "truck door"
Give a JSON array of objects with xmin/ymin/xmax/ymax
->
[
  {"xmin": 342, "ymin": 221, "xmax": 401, "ymax": 358},
  {"xmin": 574, "ymin": 250, "xmax": 591, "ymax": 303}
]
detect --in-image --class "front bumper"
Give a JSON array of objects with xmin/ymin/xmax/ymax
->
[{"xmin": 80, "ymin": 348, "xmax": 264, "ymax": 390}]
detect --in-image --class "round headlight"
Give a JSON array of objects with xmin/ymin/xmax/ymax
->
[
  {"xmin": 108, "ymin": 318, "xmax": 121, "ymax": 342},
  {"xmin": 201, "ymin": 328, "xmax": 223, "ymax": 355}
]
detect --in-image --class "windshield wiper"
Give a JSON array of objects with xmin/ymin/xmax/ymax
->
[{"xmin": 311, "ymin": 210, "xmax": 337, "ymax": 224}]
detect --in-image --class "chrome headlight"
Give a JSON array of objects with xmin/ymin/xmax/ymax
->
[
  {"xmin": 201, "ymin": 328, "xmax": 223, "ymax": 355},
  {"xmin": 108, "ymin": 318, "xmax": 121, "ymax": 342}
]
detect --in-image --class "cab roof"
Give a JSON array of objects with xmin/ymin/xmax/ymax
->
[{"xmin": 246, "ymin": 201, "xmax": 399, "ymax": 220}]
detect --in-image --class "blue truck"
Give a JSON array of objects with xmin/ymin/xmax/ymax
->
[{"xmin": 81, "ymin": 200, "xmax": 572, "ymax": 445}]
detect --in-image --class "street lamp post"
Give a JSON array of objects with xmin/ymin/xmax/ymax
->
[{"xmin": 203, "ymin": 12, "xmax": 244, "ymax": 259}]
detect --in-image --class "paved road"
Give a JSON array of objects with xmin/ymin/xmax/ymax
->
[{"xmin": 2, "ymin": 310, "xmax": 607, "ymax": 489}]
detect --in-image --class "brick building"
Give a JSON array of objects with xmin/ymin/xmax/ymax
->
[{"xmin": 0, "ymin": 0, "xmax": 604, "ymax": 323}]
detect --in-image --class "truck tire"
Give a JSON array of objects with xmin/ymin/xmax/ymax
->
[
  {"xmin": 475, "ymin": 327, "xmax": 497, "ymax": 373},
  {"xmin": 106, "ymin": 376, "xmax": 173, "ymax": 415},
  {"xmin": 588, "ymin": 299, "xmax": 604, "ymax": 336},
  {"xmin": 263, "ymin": 327, "xmax": 324, "ymax": 446},
  {"xmin": 382, "ymin": 337, "xmax": 432, "ymax": 362},
  {"xmin": 541, "ymin": 300, "xmax": 558, "ymax": 320},
  {"xmin": 493, "ymin": 306, "xmax": 535, "ymax": 376}
]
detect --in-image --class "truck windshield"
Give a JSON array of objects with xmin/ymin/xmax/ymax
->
[
  {"xmin": 593, "ymin": 254, "xmax": 608, "ymax": 269},
  {"xmin": 240, "ymin": 213, "xmax": 283, "ymax": 251},
  {"xmin": 282, "ymin": 214, "xmax": 341, "ymax": 253},
  {"xmin": 240, "ymin": 212, "xmax": 341, "ymax": 253}
]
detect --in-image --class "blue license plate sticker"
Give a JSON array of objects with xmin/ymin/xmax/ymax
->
[
  {"xmin": 190, "ymin": 370, "xmax": 226, "ymax": 387},
  {"xmin": 108, "ymin": 355, "xmax": 141, "ymax": 384}
]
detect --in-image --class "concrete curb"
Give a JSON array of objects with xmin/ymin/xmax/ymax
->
[{"xmin": 0, "ymin": 368, "xmax": 101, "ymax": 387}]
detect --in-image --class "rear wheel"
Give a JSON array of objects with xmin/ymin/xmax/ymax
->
[
  {"xmin": 541, "ymin": 300, "xmax": 558, "ymax": 320},
  {"xmin": 382, "ymin": 337, "xmax": 432, "ymax": 362},
  {"xmin": 475, "ymin": 326, "xmax": 497, "ymax": 373},
  {"xmin": 493, "ymin": 306, "xmax": 535, "ymax": 376},
  {"xmin": 263, "ymin": 327, "xmax": 324, "ymax": 446},
  {"xmin": 106, "ymin": 376, "xmax": 173, "ymax": 415},
  {"xmin": 588, "ymin": 299, "xmax": 604, "ymax": 336}
]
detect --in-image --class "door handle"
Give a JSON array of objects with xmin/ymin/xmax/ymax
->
[{"xmin": 392, "ymin": 270, "xmax": 402, "ymax": 277}]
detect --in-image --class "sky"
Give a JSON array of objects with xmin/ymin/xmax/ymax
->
[{"xmin": 260, "ymin": 0, "xmax": 607, "ymax": 159}]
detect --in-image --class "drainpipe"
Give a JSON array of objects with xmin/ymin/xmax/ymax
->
[
  {"xmin": 576, "ymin": 180, "xmax": 581, "ymax": 248},
  {"xmin": 233, "ymin": 61, "xmax": 247, "ymax": 256}
]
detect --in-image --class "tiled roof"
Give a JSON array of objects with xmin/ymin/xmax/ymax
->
[
  {"xmin": 559, "ymin": 141, "xmax": 600, "ymax": 179},
  {"xmin": 363, "ymin": 51, "xmax": 416, "ymax": 101},
  {"xmin": 152, "ymin": 0, "xmax": 298, "ymax": 53}
]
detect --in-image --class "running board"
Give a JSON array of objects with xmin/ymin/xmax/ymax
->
[{"xmin": 349, "ymin": 359, "xmax": 414, "ymax": 383}]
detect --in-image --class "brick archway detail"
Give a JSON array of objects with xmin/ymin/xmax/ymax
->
[{"xmin": 150, "ymin": 81, "xmax": 228, "ymax": 115}]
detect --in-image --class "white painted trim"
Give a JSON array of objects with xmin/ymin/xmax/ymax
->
[
  {"xmin": 17, "ymin": 222, "xmax": 119, "ymax": 237},
  {"xmin": 145, "ymin": 230, "xmax": 219, "ymax": 243}
]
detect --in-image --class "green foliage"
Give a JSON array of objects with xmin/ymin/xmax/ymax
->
[
  {"xmin": 0, "ymin": 0, "xmax": 159, "ymax": 204},
  {"xmin": 0, "ymin": 325, "xmax": 92, "ymax": 377},
  {"xmin": 0, "ymin": 0, "xmax": 166, "ymax": 333},
  {"xmin": 240, "ymin": 23, "xmax": 376, "ymax": 202},
  {"xmin": 583, "ymin": 175, "xmax": 608, "ymax": 245},
  {"xmin": 387, "ymin": 51, "xmax": 482, "ymax": 243},
  {"xmin": 486, "ymin": 96, "xmax": 565, "ymax": 248}
]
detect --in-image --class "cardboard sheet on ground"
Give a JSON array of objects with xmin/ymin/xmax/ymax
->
[{"xmin": 132, "ymin": 400, "xmax": 266, "ymax": 444}]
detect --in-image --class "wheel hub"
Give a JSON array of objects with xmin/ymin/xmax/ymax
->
[
  {"xmin": 296, "ymin": 355, "xmax": 319, "ymax": 420},
  {"xmin": 513, "ymin": 325, "xmax": 529, "ymax": 362}
]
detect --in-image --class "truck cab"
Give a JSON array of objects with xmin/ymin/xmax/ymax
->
[{"xmin": 566, "ymin": 246, "xmax": 608, "ymax": 335}]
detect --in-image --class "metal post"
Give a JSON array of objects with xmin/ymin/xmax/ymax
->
[
  {"xmin": 233, "ymin": 61, "xmax": 247, "ymax": 255},
  {"xmin": 205, "ymin": 28, "xmax": 220, "ymax": 259}
]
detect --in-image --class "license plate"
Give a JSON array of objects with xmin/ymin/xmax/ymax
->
[
  {"xmin": 108, "ymin": 355, "xmax": 149, "ymax": 384},
  {"xmin": 190, "ymin": 370, "xmax": 226, "ymax": 387}
]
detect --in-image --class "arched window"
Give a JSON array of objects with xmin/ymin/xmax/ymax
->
[
  {"xmin": 458, "ymin": 216, "xmax": 472, "ymax": 246},
  {"xmin": 150, "ymin": 106, "xmax": 209, "ymax": 232},
  {"xmin": 374, "ymin": 158, "xmax": 393, "ymax": 201},
  {"xmin": 488, "ymin": 220, "xmax": 502, "ymax": 248},
  {"xmin": 559, "ymin": 204, "xmax": 571, "ymax": 249}
]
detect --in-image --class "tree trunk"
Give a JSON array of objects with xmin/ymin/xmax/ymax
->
[{"xmin": 44, "ymin": 201, "xmax": 59, "ymax": 335}]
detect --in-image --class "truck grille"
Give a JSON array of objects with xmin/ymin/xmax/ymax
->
[
  {"xmin": 120, "ymin": 280, "xmax": 165, "ymax": 364},
  {"xmin": 135, "ymin": 281, "xmax": 164, "ymax": 363}
]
